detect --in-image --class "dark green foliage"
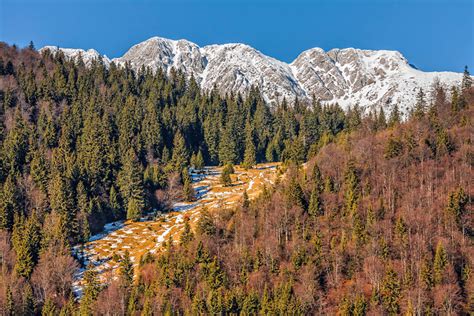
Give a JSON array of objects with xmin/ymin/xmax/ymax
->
[
  {"xmin": 220, "ymin": 164, "xmax": 233, "ymax": 187},
  {"xmin": 445, "ymin": 187, "xmax": 468, "ymax": 228},
  {"xmin": 120, "ymin": 250, "xmax": 134, "ymax": 288},
  {"xmin": 462, "ymin": 65, "xmax": 472, "ymax": 91},
  {"xmin": 286, "ymin": 175, "xmax": 306, "ymax": 210},
  {"xmin": 344, "ymin": 159, "xmax": 360, "ymax": 216},
  {"xmin": 384, "ymin": 135, "xmax": 403, "ymax": 159},
  {"xmin": 381, "ymin": 267, "xmax": 401, "ymax": 315}
]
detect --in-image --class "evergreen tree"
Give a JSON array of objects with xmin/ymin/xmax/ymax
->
[
  {"xmin": 120, "ymin": 250, "xmax": 134, "ymax": 288},
  {"xmin": 413, "ymin": 88, "xmax": 426, "ymax": 118},
  {"xmin": 180, "ymin": 218, "xmax": 195, "ymax": 246},
  {"xmin": 118, "ymin": 149, "xmax": 145, "ymax": 221},
  {"xmin": 381, "ymin": 267, "xmax": 401, "ymax": 315},
  {"xmin": 462, "ymin": 65, "xmax": 472, "ymax": 91},
  {"xmin": 22, "ymin": 283, "xmax": 35, "ymax": 315},
  {"xmin": 218, "ymin": 126, "xmax": 238, "ymax": 165},
  {"xmin": 48, "ymin": 173, "xmax": 77, "ymax": 243},
  {"xmin": 195, "ymin": 149, "xmax": 205, "ymax": 171},
  {"xmin": 433, "ymin": 241, "xmax": 447, "ymax": 285},
  {"xmin": 41, "ymin": 298, "xmax": 56, "ymax": 316},
  {"xmin": 6, "ymin": 285, "xmax": 14, "ymax": 316},
  {"xmin": 171, "ymin": 132, "xmax": 189, "ymax": 172},
  {"xmin": 242, "ymin": 121, "xmax": 257, "ymax": 169},
  {"xmin": 344, "ymin": 159, "xmax": 360, "ymax": 216},
  {"xmin": 445, "ymin": 187, "xmax": 468, "ymax": 228},
  {"xmin": 0, "ymin": 175, "xmax": 18, "ymax": 230},
  {"xmin": 286, "ymin": 176, "xmax": 306, "ymax": 211},
  {"xmin": 183, "ymin": 177, "xmax": 196, "ymax": 202},
  {"xmin": 80, "ymin": 264, "xmax": 101, "ymax": 315},
  {"xmin": 220, "ymin": 164, "xmax": 233, "ymax": 187},
  {"xmin": 308, "ymin": 186, "xmax": 322, "ymax": 217},
  {"xmin": 389, "ymin": 104, "xmax": 401, "ymax": 127}
]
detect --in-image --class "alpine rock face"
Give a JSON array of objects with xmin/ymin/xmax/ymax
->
[{"xmin": 41, "ymin": 36, "xmax": 464, "ymax": 113}]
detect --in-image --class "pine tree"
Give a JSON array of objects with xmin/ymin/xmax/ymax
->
[
  {"xmin": 0, "ymin": 175, "xmax": 18, "ymax": 230},
  {"xmin": 171, "ymin": 132, "xmax": 189, "ymax": 172},
  {"xmin": 433, "ymin": 241, "xmax": 447, "ymax": 285},
  {"xmin": 180, "ymin": 218, "xmax": 194, "ymax": 246},
  {"xmin": 218, "ymin": 124, "xmax": 238, "ymax": 165},
  {"xmin": 344, "ymin": 159, "xmax": 360, "ymax": 216},
  {"xmin": 80, "ymin": 264, "xmax": 101, "ymax": 315},
  {"xmin": 41, "ymin": 298, "xmax": 56, "ymax": 316},
  {"xmin": 413, "ymin": 88, "xmax": 426, "ymax": 118},
  {"xmin": 462, "ymin": 65, "xmax": 472, "ymax": 91},
  {"xmin": 109, "ymin": 185, "xmax": 122, "ymax": 219},
  {"xmin": 48, "ymin": 173, "xmax": 77, "ymax": 243},
  {"xmin": 120, "ymin": 250, "xmax": 134, "ymax": 288},
  {"xmin": 118, "ymin": 149, "xmax": 144, "ymax": 221},
  {"xmin": 6, "ymin": 285, "xmax": 14, "ymax": 315},
  {"xmin": 381, "ymin": 267, "xmax": 401, "ymax": 315},
  {"xmin": 14, "ymin": 212, "xmax": 41, "ymax": 278},
  {"xmin": 22, "ymin": 283, "xmax": 35, "ymax": 315},
  {"xmin": 286, "ymin": 176, "xmax": 306, "ymax": 211},
  {"xmin": 242, "ymin": 121, "xmax": 256, "ymax": 169},
  {"xmin": 220, "ymin": 164, "xmax": 233, "ymax": 187},
  {"xmin": 389, "ymin": 104, "xmax": 401, "ymax": 127},
  {"xmin": 308, "ymin": 186, "xmax": 322, "ymax": 217},
  {"xmin": 445, "ymin": 187, "xmax": 468, "ymax": 228},
  {"xmin": 183, "ymin": 178, "xmax": 196, "ymax": 202},
  {"xmin": 195, "ymin": 149, "xmax": 205, "ymax": 171}
]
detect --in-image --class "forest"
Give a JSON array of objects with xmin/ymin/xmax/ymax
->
[{"xmin": 0, "ymin": 42, "xmax": 472, "ymax": 315}]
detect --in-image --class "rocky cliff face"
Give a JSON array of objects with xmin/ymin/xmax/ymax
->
[{"xmin": 41, "ymin": 37, "xmax": 464, "ymax": 113}]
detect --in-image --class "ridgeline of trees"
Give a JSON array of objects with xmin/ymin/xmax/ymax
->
[{"xmin": 0, "ymin": 42, "xmax": 472, "ymax": 314}]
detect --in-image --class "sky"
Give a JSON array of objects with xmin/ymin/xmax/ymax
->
[{"xmin": 0, "ymin": 0, "xmax": 472, "ymax": 72}]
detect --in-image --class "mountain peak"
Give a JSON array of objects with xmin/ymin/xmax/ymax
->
[{"xmin": 41, "ymin": 36, "xmax": 464, "ymax": 113}]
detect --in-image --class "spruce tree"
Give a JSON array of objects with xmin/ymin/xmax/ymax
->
[
  {"xmin": 286, "ymin": 176, "xmax": 306, "ymax": 211},
  {"xmin": 413, "ymin": 88, "xmax": 426, "ymax": 118},
  {"xmin": 220, "ymin": 165, "xmax": 232, "ymax": 187},
  {"xmin": 171, "ymin": 132, "xmax": 189, "ymax": 172},
  {"xmin": 0, "ymin": 175, "xmax": 18, "ymax": 230},
  {"xmin": 118, "ymin": 149, "xmax": 145, "ymax": 221},
  {"xmin": 195, "ymin": 149, "xmax": 205, "ymax": 171},
  {"xmin": 462, "ymin": 65, "xmax": 472, "ymax": 91},
  {"xmin": 120, "ymin": 250, "xmax": 134, "ymax": 288},
  {"xmin": 381, "ymin": 267, "xmax": 401, "ymax": 315},
  {"xmin": 183, "ymin": 178, "xmax": 196, "ymax": 202},
  {"xmin": 80, "ymin": 264, "xmax": 101, "ymax": 315},
  {"xmin": 344, "ymin": 159, "xmax": 360, "ymax": 216},
  {"xmin": 308, "ymin": 186, "xmax": 322, "ymax": 217},
  {"xmin": 242, "ymin": 120, "xmax": 257, "ymax": 169},
  {"xmin": 388, "ymin": 104, "xmax": 401, "ymax": 127},
  {"xmin": 433, "ymin": 241, "xmax": 447, "ymax": 285}
]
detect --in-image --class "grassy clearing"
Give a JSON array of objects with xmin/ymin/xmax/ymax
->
[{"xmin": 76, "ymin": 163, "xmax": 280, "ymax": 284}]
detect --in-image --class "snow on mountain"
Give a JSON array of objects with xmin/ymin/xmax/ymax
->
[
  {"xmin": 40, "ymin": 46, "xmax": 111, "ymax": 67},
  {"xmin": 41, "ymin": 37, "xmax": 465, "ymax": 113}
]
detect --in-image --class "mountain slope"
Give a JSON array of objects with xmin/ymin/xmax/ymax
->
[{"xmin": 41, "ymin": 37, "xmax": 465, "ymax": 112}]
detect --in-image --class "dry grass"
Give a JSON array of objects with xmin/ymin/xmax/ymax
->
[{"xmin": 74, "ymin": 163, "xmax": 280, "ymax": 286}]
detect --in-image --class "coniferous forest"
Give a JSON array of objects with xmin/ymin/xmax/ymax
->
[{"xmin": 0, "ymin": 43, "xmax": 473, "ymax": 315}]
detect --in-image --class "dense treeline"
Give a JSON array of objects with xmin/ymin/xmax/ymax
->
[
  {"xmin": 101, "ymin": 87, "xmax": 471, "ymax": 315},
  {"xmin": 0, "ymin": 41, "xmax": 472, "ymax": 314}
]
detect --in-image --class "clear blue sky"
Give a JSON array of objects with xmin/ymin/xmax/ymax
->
[{"xmin": 1, "ymin": 0, "xmax": 472, "ymax": 72}]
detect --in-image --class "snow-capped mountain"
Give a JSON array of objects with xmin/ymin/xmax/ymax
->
[{"xmin": 41, "ymin": 37, "xmax": 465, "ymax": 113}]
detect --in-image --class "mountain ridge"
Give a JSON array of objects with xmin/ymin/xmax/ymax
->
[{"xmin": 41, "ymin": 36, "xmax": 464, "ymax": 113}]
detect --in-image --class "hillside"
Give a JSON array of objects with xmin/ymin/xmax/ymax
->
[{"xmin": 0, "ymin": 42, "xmax": 472, "ymax": 315}]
